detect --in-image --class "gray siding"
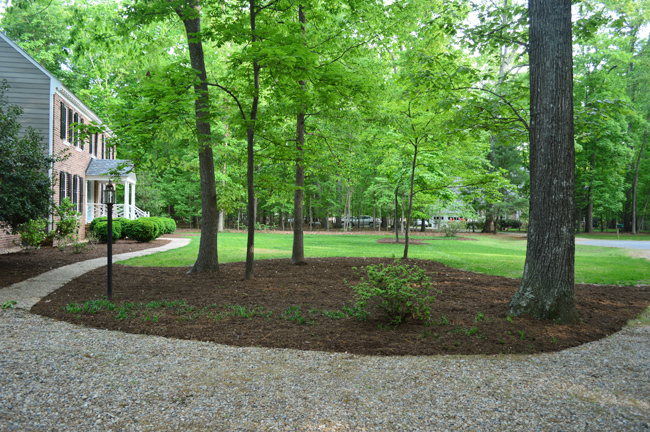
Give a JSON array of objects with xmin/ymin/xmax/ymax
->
[{"xmin": 0, "ymin": 37, "xmax": 51, "ymax": 149}]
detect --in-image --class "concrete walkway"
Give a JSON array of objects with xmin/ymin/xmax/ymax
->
[
  {"xmin": 575, "ymin": 238, "xmax": 650, "ymax": 250},
  {"xmin": 0, "ymin": 237, "xmax": 190, "ymax": 311}
]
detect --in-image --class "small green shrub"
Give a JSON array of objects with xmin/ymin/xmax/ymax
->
[
  {"xmin": 15, "ymin": 219, "xmax": 48, "ymax": 250},
  {"xmin": 443, "ymin": 221, "xmax": 465, "ymax": 237},
  {"xmin": 53, "ymin": 198, "xmax": 81, "ymax": 243},
  {"xmin": 130, "ymin": 218, "xmax": 157, "ymax": 242},
  {"xmin": 161, "ymin": 217, "xmax": 176, "ymax": 234},
  {"xmin": 93, "ymin": 220, "xmax": 121, "ymax": 243},
  {"xmin": 346, "ymin": 262, "xmax": 436, "ymax": 327},
  {"xmin": 88, "ymin": 216, "xmax": 107, "ymax": 233},
  {"xmin": 117, "ymin": 218, "xmax": 132, "ymax": 239}
]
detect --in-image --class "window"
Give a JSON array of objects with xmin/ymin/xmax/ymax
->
[
  {"xmin": 78, "ymin": 177, "xmax": 84, "ymax": 212},
  {"xmin": 94, "ymin": 133, "xmax": 98, "ymax": 157},
  {"xmin": 90, "ymin": 132, "xmax": 94, "ymax": 155},
  {"xmin": 73, "ymin": 113, "xmax": 79, "ymax": 147},
  {"xmin": 72, "ymin": 175, "xmax": 78, "ymax": 210},
  {"xmin": 67, "ymin": 173, "xmax": 72, "ymax": 202},
  {"xmin": 59, "ymin": 171, "xmax": 66, "ymax": 205},
  {"xmin": 60, "ymin": 103, "xmax": 67, "ymax": 140},
  {"xmin": 101, "ymin": 135, "xmax": 105, "ymax": 159},
  {"xmin": 80, "ymin": 118, "xmax": 85, "ymax": 150},
  {"xmin": 67, "ymin": 109, "xmax": 73, "ymax": 142}
]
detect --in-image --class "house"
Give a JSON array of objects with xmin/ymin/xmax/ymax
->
[{"xmin": 0, "ymin": 31, "xmax": 147, "ymax": 249}]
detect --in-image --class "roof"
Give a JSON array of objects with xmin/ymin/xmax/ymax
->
[
  {"xmin": 0, "ymin": 30, "xmax": 109, "ymax": 128},
  {"xmin": 86, "ymin": 159, "xmax": 134, "ymax": 176}
]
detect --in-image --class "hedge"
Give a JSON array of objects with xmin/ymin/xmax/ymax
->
[
  {"xmin": 130, "ymin": 219, "xmax": 157, "ymax": 242},
  {"xmin": 93, "ymin": 220, "xmax": 121, "ymax": 243}
]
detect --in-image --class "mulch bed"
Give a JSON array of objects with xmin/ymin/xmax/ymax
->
[
  {"xmin": 0, "ymin": 239, "xmax": 170, "ymax": 288},
  {"xmin": 32, "ymin": 257, "xmax": 650, "ymax": 357}
]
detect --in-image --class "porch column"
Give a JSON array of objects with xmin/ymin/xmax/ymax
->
[
  {"xmin": 124, "ymin": 181, "xmax": 130, "ymax": 219},
  {"xmin": 131, "ymin": 183, "xmax": 136, "ymax": 219}
]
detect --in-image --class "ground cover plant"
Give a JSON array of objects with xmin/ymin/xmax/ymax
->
[{"xmin": 32, "ymin": 256, "xmax": 650, "ymax": 356}]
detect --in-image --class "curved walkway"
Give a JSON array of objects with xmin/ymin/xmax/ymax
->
[
  {"xmin": 575, "ymin": 238, "xmax": 650, "ymax": 250},
  {"xmin": 0, "ymin": 237, "xmax": 649, "ymax": 431},
  {"xmin": 0, "ymin": 237, "xmax": 190, "ymax": 310}
]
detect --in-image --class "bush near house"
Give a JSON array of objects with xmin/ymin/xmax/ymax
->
[
  {"xmin": 130, "ymin": 218, "xmax": 157, "ymax": 242},
  {"xmin": 93, "ymin": 220, "xmax": 122, "ymax": 242},
  {"xmin": 90, "ymin": 216, "xmax": 176, "ymax": 242}
]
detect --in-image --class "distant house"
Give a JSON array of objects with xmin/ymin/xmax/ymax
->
[{"xmin": 0, "ymin": 31, "xmax": 147, "ymax": 249}]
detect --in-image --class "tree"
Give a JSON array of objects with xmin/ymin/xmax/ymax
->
[
  {"xmin": 509, "ymin": 0, "xmax": 578, "ymax": 323},
  {"xmin": 0, "ymin": 80, "xmax": 54, "ymax": 233}
]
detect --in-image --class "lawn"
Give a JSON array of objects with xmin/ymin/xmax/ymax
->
[{"xmin": 122, "ymin": 232, "xmax": 650, "ymax": 285}]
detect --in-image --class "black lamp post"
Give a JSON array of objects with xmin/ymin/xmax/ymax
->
[{"xmin": 102, "ymin": 180, "xmax": 116, "ymax": 301}]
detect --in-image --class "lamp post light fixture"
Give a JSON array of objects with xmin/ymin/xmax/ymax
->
[{"xmin": 102, "ymin": 180, "xmax": 116, "ymax": 301}]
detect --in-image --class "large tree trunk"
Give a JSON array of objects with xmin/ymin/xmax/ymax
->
[
  {"xmin": 178, "ymin": 6, "xmax": 219, "ymax": 274},
  {"xmin": 244, "ymin": 0, "xmax": 260, "ymax": 280},
  {"xmin": 509, "ymin": 0, "xmax": 578, "ymax": 323},
  {"xmin": 291, "ymin": 4, "xmax": 307, "ymax": 264}
]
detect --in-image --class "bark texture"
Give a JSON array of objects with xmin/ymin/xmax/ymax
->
[
  {"xmin": 509, "ymin": 0, "xmax": 578, "ymax": 323},
  {"xmin": 291, "ymin": 4, "xmax": 307, "ymax": 265},
  {"xmin": 178, "ymin": 6, "xmax": 219, "ymax": 273},
  {"xmin": 244, "ymin": 0, "xmax": 260, "ymax": 280}
]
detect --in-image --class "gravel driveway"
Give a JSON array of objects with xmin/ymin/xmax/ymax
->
[{"xmin": 1, "ymin": 308, "xmax": 649, "ymax": 431}]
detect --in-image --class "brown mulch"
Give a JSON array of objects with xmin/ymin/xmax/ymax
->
[
  {"xmin": 376, "ymin": 237, "xmax": 477, "ymax": 244},
  {"xmin": 0, "ymin": 239, "xmax": 170, "ymax": 288},
  {"xmin": 32, "ymin": 257, "xmax": 650, "ymax": 357}
]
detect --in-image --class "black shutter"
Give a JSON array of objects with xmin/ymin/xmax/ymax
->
[
  {"xmin": 60, "ymin": 103, "xmax": 66, "ymax": 139},
  {"xmin": 59, "ymin": 172, "xmax": 65, "ymax": 205},
  {"xmin": 94, "ymin": 133, "xmax": 98, "ymax": 156}
]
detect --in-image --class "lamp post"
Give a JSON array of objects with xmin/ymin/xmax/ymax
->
[{"xmin": 102, "ymin": 180, "xmax": 116, "ymax": 301}]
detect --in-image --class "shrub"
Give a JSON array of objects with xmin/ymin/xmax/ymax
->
[
  {"xmin": 53, "ymin": 198, "xmax": 81, "ymax": 244},
  {"xmin": 130, "ymin": 218, "xmax": 157, "ymax": 242},
  {"xmin": 120, "ymin": 218, "xmax": 133, "ymax": 239},
  {"xmin": 161, "ymin": 217, "xmax": 176, "ymax": 234},
  {"xmin": 93, "ymin": 220, "xmax": 121, "ymax": 243},
  {"xmin": 346, "ymin": 262, "xmax": 436, "ymax": 327},
  {"xmin": 443, "ymin": 221, "xmax": 465, "ymax": 237},
  {"xmin": 88, "ymin": 216, "xmax": 107, "ymax": 233},
  {"xmin": 15, "ymin": 219, "xmax": 48, "ymax": 250}
]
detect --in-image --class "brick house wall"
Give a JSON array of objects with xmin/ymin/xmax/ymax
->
[{"xmin": 52, "ymin": 92, "xmax": 114, "ymax": 241}]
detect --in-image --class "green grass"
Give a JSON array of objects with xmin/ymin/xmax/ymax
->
[
  {"xmin": 120, "ymin": 232, "xmax": 650, "ymax": 285},
  {"xmin": 576, "ymin": 233, "xmax": 650, "ymax": 241}
]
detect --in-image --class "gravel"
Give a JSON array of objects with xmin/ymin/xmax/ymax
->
[{"xmin": 1, "ymin": 308, "xmax": 649, "ymax": 431}]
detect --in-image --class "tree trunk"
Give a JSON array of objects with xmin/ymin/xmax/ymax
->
[
  {"xmin": 394, "ymin": 188, "xmax": 400, "ymax": 243},
  {"xmin": 482, "ymin": 213, "xmax": 494, "ymax": 233},
  {"xmin": 178, "ymin": 6, "xmax": 219, "ymax": 274},
  {"xmin": 291, "ymin": 4, "xmax": 307, "ymax": 264},
  {"xmin": 244, "ymin": 0, "xmax": 260, "ymax": 280},
  {"xmin": 403, "ymin": 143, "xmax": 418, "ymax": 259},
  {"xmin": 509, "ymin": 0, "xmax": 578, "ymax": 323},
  {"xmin": 585, "ymin": 189, "xmax": 593, "ymax": 233}
]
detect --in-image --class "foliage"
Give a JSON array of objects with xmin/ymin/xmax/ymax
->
[
  {"xmin": 444, "ymin": 221, "xmax": 466, "ymax": 237},
  {"xmin": 15, "ymin": 219, "xmax": 48, "ymax": 251},
  {"xmin": 347, "ymin": 262, "xmax": 436, "ymax": 326},
  {"xmin": 0, "ymin": 80, "xmax": 54, "ymax": 233},
  {"xmin": 53, "ymin": 198, "xmax": 81, "ymax": 244},
  {"xmin": 92, "ymin": 220, "xmax": 122, "ymax": 243},
  {"xmin": 129, "ymin": 219, "xmax": 157, "ymax": 243}
]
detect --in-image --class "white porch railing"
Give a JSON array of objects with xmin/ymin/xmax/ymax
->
[{"xmin": 86, "ymin": 203, "xmax": 150, "ymax": 223}]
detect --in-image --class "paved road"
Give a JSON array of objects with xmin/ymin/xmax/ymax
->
[{"xmin": 575, "ymin": 238, "xmax": 650, "ymax": 250}]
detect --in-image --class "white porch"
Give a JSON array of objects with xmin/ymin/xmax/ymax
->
[{"xmin": 85, "ymin": 159, "xmax": 149, "ymax": 223}]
